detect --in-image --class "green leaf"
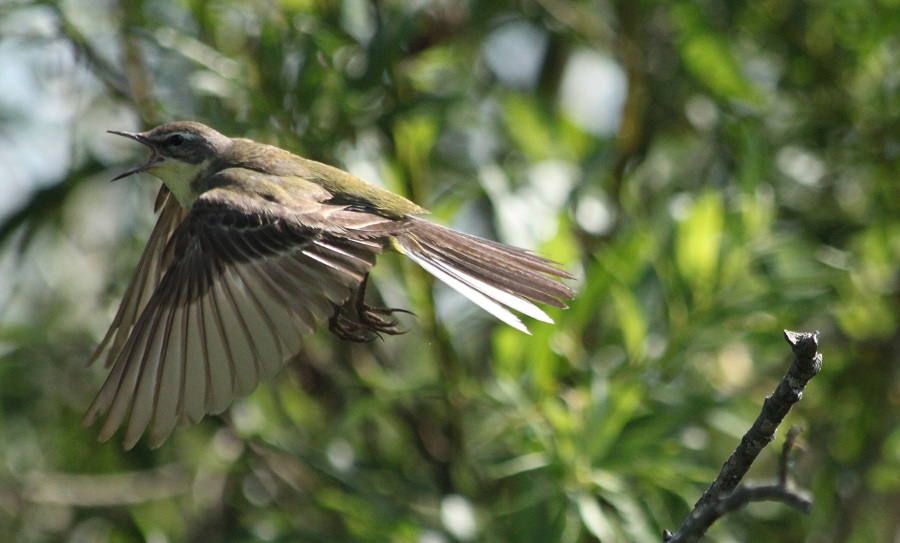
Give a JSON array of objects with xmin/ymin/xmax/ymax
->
[
  {"xmin": 675, "ymin": 191, "xmax": 724, "ymax": 298},
  {"xmin": 671, "ymin": 4, "xmax": 763, "ymax": 104},
  {"xmin": 577, "ymin": 492, "xmax": 615, "ymax": 542},
  {"xmin": 610, "ymin": 284, "xmax": 647, "ymax": 361}
]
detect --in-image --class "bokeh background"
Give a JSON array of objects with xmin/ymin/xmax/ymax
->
[{"xmin": 1, "ymin": 0, "xmax": 899, "ymax": 541}]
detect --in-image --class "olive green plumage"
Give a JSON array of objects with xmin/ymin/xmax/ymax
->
[{"xmin": 86, "ymin": 121, "xmax": 575, "ymax": 449}]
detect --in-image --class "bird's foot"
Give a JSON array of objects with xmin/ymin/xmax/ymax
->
[
  {"xmin": 356, "ymin": 302, "xmax": 413, "ymax": 337},
  {"xmin": 329, "ymin": 307, "xmax": 374, "ymax": 342},
  {"xmin": 328, "ymin": 276, "xmax": 414, "ymax": 342}
]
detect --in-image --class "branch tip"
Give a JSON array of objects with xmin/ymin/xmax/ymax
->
[{"xmin": 783, "ymin": 330, "xmax": 819, "ymax": 359}]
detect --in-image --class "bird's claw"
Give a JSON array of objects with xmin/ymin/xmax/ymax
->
[
  {"xmin": 328, "ymin": 277, "xmax": 414, "ymax": 342},
  {"xmin": 355, "ymin": 302, "xmax": 413, "ymax": 337}
]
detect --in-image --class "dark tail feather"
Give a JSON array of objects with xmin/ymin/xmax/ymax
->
[{"xmin": 394, "ymin": 217, "xmax": 575, "ymax": 333}]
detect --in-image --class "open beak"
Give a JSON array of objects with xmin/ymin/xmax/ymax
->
[{"xmin": 108, "ymin": 130, "xmax": 162, "ymax": 181}]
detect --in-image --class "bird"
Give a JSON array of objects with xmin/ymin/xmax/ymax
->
[{"xmin": 83, "ymin": 121, "xmax": 575, "ymax": 449}]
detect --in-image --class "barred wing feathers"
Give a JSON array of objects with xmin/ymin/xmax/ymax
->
[
  {"xmin": 83, "ymin": 187, "xmax": 390, "ymax": 449},
  {"xmin": 88, "ymin": 187, "xmax": 186, "ymax": 369}
]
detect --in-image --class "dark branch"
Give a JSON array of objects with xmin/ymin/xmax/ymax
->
[
  {"xmin": 663, "ymin": 330, "xmax": 822, "ymax": 543},
  {"xmin": 664, "ymin": 482, "xmax": 812, "ymax": 543},
  {"xmin": 779, "ymin": 426, "xmax": 802, "ymax": 487}
]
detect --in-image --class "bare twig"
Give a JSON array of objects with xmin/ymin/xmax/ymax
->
[
  {"xmin": 779, "ymin": 426, "xmax": 802, "ymax": 487},
  {"xmin": 663, "ymin": 330, "xmax": 822, "ymax": 543}
]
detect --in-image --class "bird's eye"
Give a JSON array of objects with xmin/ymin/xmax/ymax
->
[{"xmin": 166, "ymin": 134, "xmax": 186, "ymax": 147}]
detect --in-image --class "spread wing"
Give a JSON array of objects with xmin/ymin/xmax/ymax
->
[
  {"xmin": 88, "ymin": 186, "xmax": 186, "ymax": 369},
  {"xmin": 84, "ymin": 180, "xmax": 394, "ymax": 449}
]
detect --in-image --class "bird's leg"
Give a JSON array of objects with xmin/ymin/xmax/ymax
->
[
  {"xmin": 328, "ymin": 275, "xmax": 412, "ymax": 342},
  {"xmin": 353, "ymin": 274, "xmax": 413, "ymax": 336}
]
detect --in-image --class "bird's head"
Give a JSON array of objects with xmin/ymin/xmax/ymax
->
[{"xmin": 109, "ymin": 121, "xmax": 232, "ymax": 207}]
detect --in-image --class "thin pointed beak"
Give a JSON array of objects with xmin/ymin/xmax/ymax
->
[{"xmin": 108, "ymin": 129, "xmax": 161, "ymax": 181}]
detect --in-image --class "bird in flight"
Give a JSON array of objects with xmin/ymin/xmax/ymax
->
[{"xmin": 84, "ymin": 121, "xmax": 575, "ymax": 449}]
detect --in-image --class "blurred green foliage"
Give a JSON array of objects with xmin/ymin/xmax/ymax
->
[{"xmin": 0, "ymin": 0, "xmax": 898, "ymax": 541}]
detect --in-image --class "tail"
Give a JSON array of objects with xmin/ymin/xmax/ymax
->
[{"xmin": 393, "ymin": 217, "xmax": 575, "ymax": 333}]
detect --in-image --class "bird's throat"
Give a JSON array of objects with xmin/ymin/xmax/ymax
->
[{"xmin": 147, "ymin": 158, "xmax": 211, "ymax": 209}]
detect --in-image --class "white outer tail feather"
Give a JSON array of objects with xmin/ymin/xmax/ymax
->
[{"xmin": 402, "ymin": 248, "xmax": 553, "ymax": 334}]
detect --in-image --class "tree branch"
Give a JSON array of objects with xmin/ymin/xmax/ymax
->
[{"xmin": 663, "ymin": 330, "xmax": 822, "ymax": 543}]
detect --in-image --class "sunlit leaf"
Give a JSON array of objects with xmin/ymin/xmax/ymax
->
[
  {"xmin": 675, "ymin": 190, "xmax": 724, "ymax": 299},
  {"xmin": 671, "ymin": 3, "xmax": 763, "ymax": 104}
]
